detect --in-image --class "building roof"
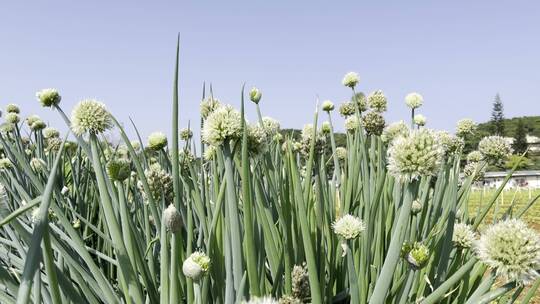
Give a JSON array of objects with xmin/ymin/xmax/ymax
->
[{"xmin": 483, "ymin": 170, "xmax": 540, "ymax": 178}]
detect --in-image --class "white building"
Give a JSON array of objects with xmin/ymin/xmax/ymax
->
[{"xmin": 478, "ymin": 170, "xmax": 540, "ymax": 189}]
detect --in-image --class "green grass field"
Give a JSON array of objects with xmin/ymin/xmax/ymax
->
[{"xmin": 468, "ymin": 188, "xmax": 540, "ymax": 229}]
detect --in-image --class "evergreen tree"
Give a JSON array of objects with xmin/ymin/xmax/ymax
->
[
  {"xmin": 512, "ymin": 118, "xmax": 528, "ymax": 154},
  {"xmin": 490, "ymin": 93, "xmax": 505, "ymax": 135}
]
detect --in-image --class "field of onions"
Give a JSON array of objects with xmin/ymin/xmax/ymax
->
[{"xmin": 1, "ymin": 43, "xmax": 539, "ymax": 304}]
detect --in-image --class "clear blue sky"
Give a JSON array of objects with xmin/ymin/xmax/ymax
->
[{"xmin": 1, "ymin": 1, "xmax": 539, "ymax": 139}]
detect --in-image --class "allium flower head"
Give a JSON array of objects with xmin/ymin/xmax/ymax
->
[
  {"xmin": 405, "ymin": 93, "xmax": 423, "ymax": 109},
  {"xmin": 332, "ymin": 214, "xmax": 365, "ymax": 240},
  {"xmin": 456, "ymin": 118, "xmax": 477, "ymax": 137},
  {"xmin": 344, "ymin": 116, "xmax": 360, "ymax": 133},
  {"xmin": 203, "ymin": 146, "xmax": 217, "ymax": 161},
  {"xmin": 30, "ymin": 158, "xmax": 47, "ymax": 173},
  {"xmin": 411, "ymin": 199, "xmax": 423, "ymax": 215},
  {"xmin": 342, "ymin": 72, "xmax": 359, "ymax": 88},
  {"xmin": 70, "ymin": 99, "xmax": 112, "ymax": 136},
  {"xmin": 467, "ymin": 151, "xmax": 483, "ymax": 163},
  {"xmin": 43, "ymin": 127, "xmax": 60, "ymax": 139},
  {"xmin": 147, "ymin": 132, "xmax": 168, "ymax": 150},
  {"xmin": 249, "ymin": 87, "xmax": 262, "ymax": 104},
  {"xmin": 478, "ymin": 136, "xmax": 512, "ymax": 164},
  {"xmin": 320, "ymin": 121, "xmax": 331, "ymax": 135},
  {"xmin": 387, "ymin": 129, "xmax": 443, "ymax": 182},
  {"xmin": 131, "ymin": 141, "xmax": 141, "ymax": 152},
  {"xmin": 107, "ymin": 159, "xmax": 131, "ymax": 181},
  {"xmin": 299, "ymin": 124, "xmax": 326, "ymax": 155},
  {"xmin": 5, "ymin": 113, "xmax": 20, "ymax": 124},
  {"xmin": 335, "ymin": 147, "xmax": 347, "ymax": 162},
  {"xmin": 248, "ymin": 123, "xmax": 268, "ymax": 155},
  {"xmin": 292, "ymin": 263, "xmax": 310, "ymax": 301},
  {"xmin": 26, "ymin": 115, "xmax": 41, "ymax": 127},
  {"xmin": 381, "ymin": 120, "xmax": 409, "ymax": 143},
  {"xmin": 262, "ymin": 117, "xmax": 281, "ymax": 136},
  {"xmin": 352, "ymin": 92, "xmax": 368, "ymax": 112},
  {"xmin": 367, "ymin": 90, "xmax": 387, "ymax": 112},
  {"xmin": 179, "ymin": 128, "xmax": 193, "ymax": 140},
  {"xmin": 403, "ymin": 242, "xmax": 430, "ymax": 270},
  {"xmin": 453, "ymin": 223, "xmax": 476, "ymax": 249},
  {"xmin": 435, "ymin": 131, "xmax": 464, "ymax": 157},
  {"xmin": 163, "ymin": 204, "xmax": 182, "ymax": 233},
  {"xmin": 30, "ymin": 120, "xmax": 46, "ymax": 131},
  {"xmin": 0, "ymin": 158, "xmax": 12, "ymax": 170},
  {"xmin": 362, "ymin": 111, "xmax": 385, "ymax": 135},
  {"xmin": 6, "ymin": 104, "xmax": 20, "ymax": 114},
  {"xmin": 139, "ymin": 164, "xmax": 173, "ymax": 202},
  {"xmin": 339, "ymin": 102, "xmax": 356, "ymax": 117},
  {"xmin": 475, "ymin": 219, "xmax": 540, "ymax": 284},
  {"xmin": 200, "ymin": 97, "xmax": 221, "ymax": 119},
  {"xmin": 202, "ymin": 105, "xmax": 242, "ymax": 146},
  {"xmin": 36, "ymin": 88, "xmax": 61, "ymax": 107},
  {"xmin": 413, "ymin": 114, "xmax": 426, "ymax": 127},
  {"xmin": 321, "ymin": 100, "xmax": 335, "ymax": 112},
  {"xmin": 182, "ymin": 251, "xmax": 211, "ymax": 281}
]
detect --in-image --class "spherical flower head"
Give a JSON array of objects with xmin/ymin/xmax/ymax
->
[
  {"xmin": 36, "ymin": 88, "xmax": 61, "ymax": 107},
  {"xmin": 6, "ymin": 104, "xmax": 20, "ymax": 114},
  {"xmin": 320, "ymin": 121, "xmax": 331, "ymax": 135},
  {"xmin": 342, "ymin": 72, "xmax": 359, "ymax": 88},
  {"xmin": 405, "ymin": 92, "xmax": 423, "ymax": 109},
  {"xmin": 367, "ymin": 90, "xmax": 387, "ymax": 113},
  {"xmin": 335, "ymin": 147, "xmax": 347, "ymax": 162},
  {"xmin": 163, "ymin": 204, "xmax": 182, "ymax": 233},
  {"xmin": 182, "ymin": 251, "xmax": 210, "ymax": 281},
  {"xmin": 30, "ymin": 158, "xmax": 47, "ymax": 173},
  {"xmin": 299, "ymin": 124, "xmax": 326, "ymax": 155},
  {"xmin": 45, "ymin": 138, "xmax": 62, "ymax": 153},
  {"xmin": 200, "ymin": 97, "xmax": 221, "ymax": 119},
  {"xmin": 344, "ymin": 116, "xmax": 360, "ymax": 133},
  {"xmin": 203, "ymin": 145, "xmax": 217, "ymax": 161},
  {"xmin": 453, "ymin": 223, "xmax": 476, "ymax": 249},
  {"xmin": 387, "ymin": 129, "xmax": 443, "ymax": 182},
  {"xmin": 0, "ymin": 158, "xmax": 13, "ymax": 170},
  {"xmin": 26, "ymin": 115, "xmax": 41, "ymax": 127},
  {"xmin": 413, "ymin": 114, "xmax": 427, "ymax": 127},
  {"xmin": 273, "ymin": 133, "xmax": 283, "ymax": 143},
  {"xmin": 467, "ymin": 151, "xmax": 483, "ymax": 163},
  {"xmin": 332, "ymin": 214, "xmax": 365, "ymax": 240},
  {"xmin": 435, "ymin": 131, "xmax": 464, "ymax": 157},
  {"xmin": 130, "ymin": 141, "xmax": 141, "ymax": 152},
  {"xmin": 147, "ymin": 132, "xmax": 168, "ymax": 151},
  {"xmin": 291, "ymin": 263, "xmax": 310, "ymax": 300},
  {"xmin": 475, "ymin": 219, "xmax": 540, "ymax": 284},
  {"xmin": 411, "ymin": 199, "xmax": 423, "ymax": 215},
  {"xmin": 249, "ymin": 87, "xmax": 262, "ymax": 104},
  {"xmin": 262, "ymin": 117, "xmax": 281, "ymax": 137},
  {"xmin": 405, "ymin": 243, "xmax": 430, "ymax": 270},
  {"xmin": 242, "ymin": 297, "xmax": 278, "ymax": 304},
  {"xmin": 463, "ymin": 162, "xmax": 485, "ymax": 183},
  {"xmin": 247, "ymin": 123, "xmax": 268, "ymax": 155},
  {"xmin": 362, "ymin": 111, "xmax": 385, "ymax": 135},
  {"xmin": 179, "ymin": 128, "xmax": 193, "ymax": 140},
  {"xmin": 339, "ymin": 102, "xmax": 356, "ymax": 118},
  {"xmin": 107, "ymin": 159, "xmax": 131, "ymax": 181},
  {"xmin": 5, "ymin": 113, "xmax": 20, "ymax": 124},
  {"xmin": 31, "ymin": 120, "xmax": 46, "ymax": 131},
  {"xmin": 70, "ymin": 99, "xmax": 112, "ymax": 136},
  {"xmin": 202, "ymin": 105, "xmax": 242, "ymax": 146},
  {"xmin": 456, "ymin": 118, "xmax": 477, "ymax": 137},
  {"xmin": 139, "ymin": 164, "xmax": 173, "ymax": 202},
  {"xmin": 43, "ymin": 127, "xmax": 60, "ymax": 139},
  {"xmin": 322, "ymin": 100, "xmax": 335, "ymax": 112},
  {"xmin": 352, "ymin": 92, "xmax": 368, "ymax": 112},
  {"xmin": 478, "ymin": 136, "xmax": 512, "ymax": 164},
  {"xmin": 381, "ymin": 120, "xmax": 410, "ymax": 143}
]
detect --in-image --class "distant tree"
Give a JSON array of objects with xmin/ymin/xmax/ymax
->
[
  {"xmin": 490, "ymin": 93, "xmax": 505, "ymax": 135},
  {"xmin": 505, "ymin": 155, "xmax": 532, "ymax": 170},
  {"xmin": 512, "ymin": 119, "xmax": 528, "ymax": 154}
]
